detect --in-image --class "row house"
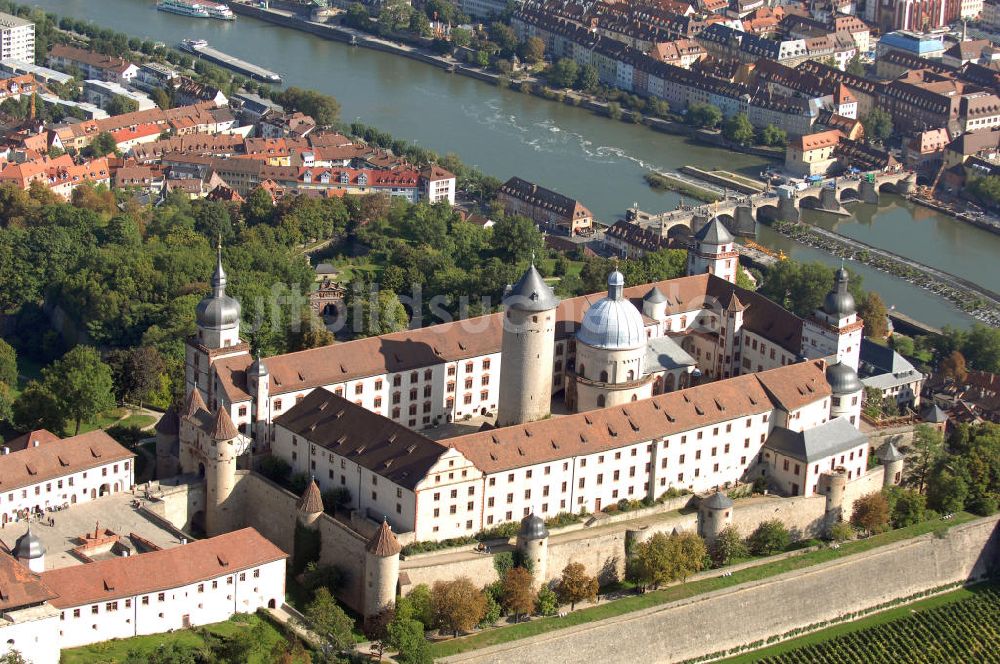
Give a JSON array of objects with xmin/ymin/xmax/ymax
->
[
  {"xmin": 498, "ymin": 176, "xmax": 594, "ymax": 236},
  {"xmin": 46, "ymin": 44, "xmax": 137, "ymax": 85}
]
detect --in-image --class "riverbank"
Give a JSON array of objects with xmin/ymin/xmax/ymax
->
[
  {"xmin": 906, "ymin": 194, "xmax": 1000, "ymax": 237},
  {"xmin": 645, "ymin": 172, "xmax": 720, "ymax": 202},
  {"xmin": 771, "ymin": 219, "xmax": 1000, "ymax": 326}
]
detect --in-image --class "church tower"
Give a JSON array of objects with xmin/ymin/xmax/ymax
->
[
  {"xmin": 802, "ymin": 268, "xmax": 864, "ymax": 371},
  {"xmin": 496, "ymin": 265, "xmax": 560, "ymax": 427},
  {"xmin": 204, "ymin": 406, "xmax": 241, "ymax": 537},
  {"xmin": 185, "ymin": 245, "xmax": 248, "ymax": 406},
  {"xmin": 687, "ymin": 219, "xmax": 738, "ymax": 283}
]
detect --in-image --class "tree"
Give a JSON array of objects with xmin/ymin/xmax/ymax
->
[
  {"xmin": 242, "ymin": 186, "xmax": 275, "ymax": 226},
  {"xmin": 547, "ymin": 58, "xmax": 579, "ymax": 88},
  {"xmin": 0, "ymin": 338, "xmax": 16, "ymax": 387},
  {"xmin": 276, "ymin": 87, "xmax": 341, "ymax": 126},
  {"xmin": 747, "ymin": 519, "xmax": 790, "ymax": 556},
  {"xmin": 13, "ymin": 381, "xmax": 66, "ymax": 434},
  {"xmin": 890, "ymin": 334, "xmax": 915, "ymax": 358},
  {"xmin": 0, "ymin": 650, "xmax": 30, "ymax": 664},
  {"xmin": 631, "ymin": 531, "xmax": 707, "ymax": 589},
  {"xmin": 408, "ymin": 9, "xmax": 431, "ymax": 36},
  {"xmin": 863, "ymin": 108, "xmax": 893, "ymax": 144},
  {"xmin": 686, "ymin": 102, "xmax": 722, "ymax": 128},
  {"xmin": 43, "ymin": 346, "xmax": 115, "ymax": 435},
  {"xmin": 576, "ymin": 64, "xmax": 599, "ymax": 92},
  {"xmin": 86, "ymin": 131, "xmax": 118, "ymax": 157},
  {"xmin": 430, "ymin": 578, "xmax": 487, "ymax": 636},
  {"xmin": 520, "ymin": 36, "xmax": 545, "ymax": 64},
  {"xmin": 490, "ymin": 214, "xmax": 544, "ymax": 263},
  {"xmin": 556, "ymin": 562, "xmax": 597, "ymax": 610},
  {"xmin": 735, "ymin": 265, "xmax": 755, "ymax": 291},
  {"xmin": 107, "ymin": 346, "xmax": 165, "ymax": 409},
  {"xmin": 722, "ymin": 113, "xmax": 755, "ymax": 146},
  {"xmin": 939, "ymin": 350, "xmax": 968, "ymax": 383},
  {"xmin": 708, "ymin": 525, "xmax": 748, "ymax": 567},
  {"xmin": 489, "ymin": 22, "xmax": 518, "ymax": 55},
  {"xmin": 351, "ymin": 289, "xmax": 409, "ymax": 338},
  {"xmin": 863, "ymin": 386, "xmax": 887, "ymax": 419},
  {"xmin": 401, "ymin": 584, "xmax": 434, "ymax": 628},
  {"xmin": 106, "ymin": 93, "xmax": 139, "ymax": 116},
  {"xmin": 760, "ymin": 124, "xmax": 788, "ymax": 147},
  {"xmin": 888, "ymin": 487, "xmax": 926, "ymax": 528},
  {"xmin": 911, "ymin": 424, "xmax": 944, "ymax": 493},
  {"xmin": 501, "ymin": 566, "xmax": 535, "ymax": 622},
  {"xmin": 850, "ymin": 491, "xmax": 890, "ymax": 536},
  {"xmin": 857, "ymin": 292, "xmax": 888, "ymax": 339},
  {"xmin": 846, "ymin": 53, "xmax": 865, "ymax": 77},
  {"xmin": 305, "ymin": 587, "xmax": 355, "ymax": 653},
  {"xmin": 387, "ymin": 613, "xmax": 431, "ymax": 664},
  {"xmin": 151, "ymin": 86, "xmax": 172, "ymax": 110},
  {"xmin": 829, "ymin": 521, "xmax": 855, "ymax": 542},
  {"xmin": 124, "ymin": 644, "xmax": 197, "ymax": 664},
  {"xmin": 451, "ymin": 27, "xmax": 472, "ymax": 48},
  {"xmin": 927, "ymin": 464, "xmax": 969, "ymax": 514},
  {"xmin": 535, "ymin": 584, "xmax": 559, "ymax": 616}
]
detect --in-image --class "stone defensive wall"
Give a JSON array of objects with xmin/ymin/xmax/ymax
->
[{"xmin": 442, "ymin": 513, "xmax": 1000, "ymax": 664}]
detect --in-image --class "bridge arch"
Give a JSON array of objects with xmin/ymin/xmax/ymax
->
[
  {"xmin": 710, "ymin": 213, "xmax": 736, "ymax": 235},
  {"xmin": 755, "ymin": 204, "xmax": 779, "ymax": 223},
  {"xmin": 839, "ymin": 187, "xmax": 860, "ymax": 202},
  {"xmin": 878, "ymin": 181, "xmax": 902, "ymax": 194},
  {"xmin": 799, "ymin": 194, "xmax": 822, "ymax": 210}
]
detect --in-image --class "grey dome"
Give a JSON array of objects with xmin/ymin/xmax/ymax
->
[
  {"xmin": 196, "ymin": 248, "xmax": 241, "ymax": 328},
  {"xmin": 13, "ymin": 527, "xmax": 44, "ymax": 560},
  {"xmin": 643, "ymin": 286, "xmax": 668, "ymax": 304},
  {"xmin": 519, "ymin": 513, "xmax": 549, "ymax": 540},
  {"xmin": 702, "ymin": 492, "xmax": 734, "ymax": 510},
  {"xmin": 826, "ymin": 361, "xmax": 862, "ymax": 394},
  {"xmin": 577, "ymin": 270, "xmax": 646, "ymax": 350},
  {"xmin": 694, "ymin": 218, "xmax": 733, "ymax": 245},
  {"xmin": 822, "ymin": 267, "xmax": 856, "ymax": 318},
  {"xmin": 249, "ymin": 356, "xmax": 269, "ymax": 379},
  {"xmin": 503, "ymin": 265, "xmax": 559, "ymax": 312},
  {"xmin": 876, "ymin": 441, "xmax": 905, "ymax": 462}
]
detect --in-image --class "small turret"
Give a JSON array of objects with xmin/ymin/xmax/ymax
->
[
  {"xmin": 687, "ymin": 219, "xmax": 737, "ymax": 283},
  {"xmin": 642, "ymin": 285, "xmax": 668, "ymax": 320},
  {"xmin": 364, "ymin": 520, "xmax": 401, "ymax": 618},
  {"xmin": 13, "ymin": 525, "xmax": 45, "ymax": 573},
  {"xmin": 826, "ymin": 361, "xmax": 863, "ymax": 428},
  {"xmin": 205, "ymin": 406, "xmax": 240, "ymax": 537},
  {"xmin": 297, "ymin": 478, "xmax": 324, "ymax": 528},
  {"xmin": 698, "ymin": 491, "xmax": 734, "ymax": 544},
  {"xmin": 876, "ymin": 441, "xmax": 905, "ymax": 488},
  {"xmin": 248, "ymin": 354, "xmax": 270, "ymax": 443},
  {"xmin": 516, "ymin": 513, "xmax": 549, "ymax": 585}
]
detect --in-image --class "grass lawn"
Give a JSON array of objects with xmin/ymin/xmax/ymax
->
[
  {"xmin": 61, "ymin": 612, "xmax": 289, "ymax": 664},
  {"xmin": 539, "ymin": 257, "xmax": 584, "ymax": 280},
  {"xmin": 718, "ymin": 580, "xmax": 998, "ymax": 663},
  {"xmin": 75, "ymin": 407, "xmax": 131, "ymax": 435},
  {"xmin": 116, "ymin": 413, "xmax": 157, "ymax": 430},
  {"xmin": 428, "ymin": 513, "xmax": 976, "ymax": 659}
]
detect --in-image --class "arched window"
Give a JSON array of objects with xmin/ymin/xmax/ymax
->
[
  {"xmin": 631, "ymin": 394, "xmax": 638, "ymax": 401},
  {"xmin": 597, "ymin": 394, "xmax": 606, "ymax": 407},
  {"xmin": 627, "ymin": 370, "xmax": 635, "ymax": 381},
  {"xmin": 664, "ymin": 373, "xmax": 676, "ymax": 392},
  {"xmin": 578, "ymin": 364, "xmax": 585, "ymax": 379},
  {"xmin": 600, "ymin": 370, "xmax": 609, "ymax": 382}
]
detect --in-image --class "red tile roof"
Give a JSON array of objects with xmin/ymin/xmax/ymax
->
[
  {"xmin": 0, "ymin": 552, "xmax": 57, "ymax": 610},
  {"xmin": 0, "ymin": 430, "xmax": 134, "ymax": 493},
  {"xmin": 42, "ymin": 528, "xmax": 286, "ymax": 608}
]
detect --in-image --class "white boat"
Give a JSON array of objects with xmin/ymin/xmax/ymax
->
[
  {"xmin": 202, "ymin": 1, "xmax": 236, "ymax": 20},
  {"xmin": 180, "ymin": 38, "xmax": 208, "ymax": 51},
  {"xmin": 157, "ymin": 0, "xmax": 211, "ymax": 18}
]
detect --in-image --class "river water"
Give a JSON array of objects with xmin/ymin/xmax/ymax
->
[{"xmin": 41, "ymin": 0, "xmax": 998, "ymax": 328}]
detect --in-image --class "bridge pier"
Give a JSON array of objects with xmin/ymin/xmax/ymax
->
[
  {"xmin": 690, "ymin": 211, "xmax": 710, "ymax": 236},
  {"xmin": 816, "ymin": 186, "xmax": 851, "ymax": 216},
  {"xmin": 778, "ymin": 195, "xmax": 800, "ymax": 223},
  {"xmin": 734, "ymin": 204, "xmax": 757, "ymax": 237},
  {"xmin": 899, "ymin": 174, "xmax": 915, "ymax": 195},
  {"xmin": 860, "ymin": 179, "xmax": 879, "ymax": 205}
]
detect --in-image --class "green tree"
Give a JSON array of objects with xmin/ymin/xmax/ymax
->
[
  {"xmin": 864, "ymin": 386, "xmax": 887, "ymax": 419},
  {"xmin": 760, "ymin": 124, "xmax": 788, "ymax": 147},
  {"xmin": 722, "ymin": 113, "xmax": 755, "ymax": 146},
  {"xmin": 686, "ymin": 102, "xmax": 722, "ymax": 128},
  {"xmin": 501, "ymin": 566, "xmax": 535, "ymax": 622},
  {"xmin": 857, "ymin": 291, "xmax": 888, "ymax": 339},
  {"xmin": 735, "ymin": 265, "xmax": 755, "ymax": 291},
  {"xmin": 863, "ymin": 108, "xmax": 893, "ymax": 144},
  {"xmin": 912, "ymin": 424, "xmax": 944, "ymax": 493},
  {"xmin": 431, "ymin": 578, "xmax": 487, "ymax": 637},
  {"xmin": 850, "ymin": 491, "xmax": 891, "ymax": 536},
  {"xmin": 556, "ymin": 562, "xmax": 597, "ymax": 610},
  {"xmin": 12, "ymin": 380, "xmax": 66, "ymax": 434},
  {"xmin": 490, "ymin": 214, "xmax": 543, "ymax": 263},
  {"xmin": 151, "ymin": 86, "xmax": 171, "ymax": 110},
  {"xmin": 829, "ymin": 520, "xmax": 855, "ymax": 542},
  {"xmin": 489, "ymin": 22, "xmax": 518, "ymax": 55},
  {"xmin": 890, "ymin": 334, "xmax": 915, "ymax": 357},
  {"xmin": 888, "ymin": 487, "xmax": 926, "ymax": 528},
  {"xmin": 708, "ymin": 525, "xmax": 748, "ymax": 567},
  {"xmin": 961, "ymin": 324, "xmax": 1000, "ymax": 373},
  {"xmin": 408, "ymin": 10, "xmax": 431, "ymax": 36},
  {"xmin": 747, "ymin": 519, "xmax": 790, "ymax": 556},
  {"xmin": 44, "ymin": 346, "xmax": 115, "ymax": 435},
  {"xmin": 576, "ymin": 64, "xmax": 599, "ymax": 92},
  {"xmin": 242, "ymin": 186, "xmax": 275, "ymax": 226},
  {"xmin": 400, "ymin": 584, "xmax": 434, "ymax": 627},
  {"xmin": 124, "ymin": 643, "xmax": 196, "ymax": 664},
  {"xmin": 107, "ymin": 346, "xmax": 165, "ymax": 409},
  {"xmin": 0, "ymin": 338, "xmax": 16, "ymax": 393},
  {"xmin": 85, "ymin": 131, "xmax": 118, "ymax": 157},
  {"xmin": 304, "ymin": 587, "xmax": 355, "ymax": 653},
  {"xmin": 927, "ymin": 464, "xmax": 969, "ymax": 514},
  {"xmin": 106, "ymin": 93, "xmax": 139, "ymax": 116},
  {"xmin": 520, "ymin": 36, "xmax": 545, "ymax": 64},
  {"xmin": 547, "ymin": 58, "xmax": 580, "ymax": 88},
  {"xmin": 451, "ymin": 27, "xmax": 472, "ymax": 48},
  {"xmin": 535, "ymin": 584, "xmax": 558, "ymax": 616},
  {"xmin": 387, "ymin": 613, "xmax": 431, "ymax": 664},
  {"xmin": 631, "ymin": 531, "xmax": 707, "ymax": 589},
  {"xmin": 351, "ymin": 289, "xmax": 409, "ymax": 338},
  {"xmin": 846, "ymin": 53, "xmax": 865, "ymax": 77}
]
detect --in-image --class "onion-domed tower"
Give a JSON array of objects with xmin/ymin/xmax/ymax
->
[
  {"xmin": 573, "ymin": 270, "xmax": 653, "ymax": 411},
  {"xmin": 13, "ymin": 526, "xmax": 45, "ymax": 573},
  {"xmin": 802, "ymin": 267, "xmax": 864, "ymax": 371},
  {"xmin": 826, "ymin": 360, "xmax": 863, "ymax": 428},
  {"xmin": 497, "ymin": 265, "xmax": 560, "ymax": 427}
]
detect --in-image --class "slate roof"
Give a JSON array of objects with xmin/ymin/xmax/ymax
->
[
  {"xmin": 859, "ymin": 339, "xmax": 923, "ymax": 390},
  {"xmin": 701, "ymin": 492, "xmax": 734, "ymax": 509},
  {"xmin": 504, "ymin": 265, "xmax": 560, "ymax": 312},
  {"xmin": 693, "ymin": 218, "xmax": 733, "ymax": 244},
  {"xmin": 763, "ymin": 417, "xmax": 866, "ymax": 463}
]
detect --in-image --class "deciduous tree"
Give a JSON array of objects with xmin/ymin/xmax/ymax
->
[
  {"xmin": 747, "ymin": 519, "xmax": 790, "ymax": 556},
  {"xmin": 431, "ymin": 578, "xmax": 487, "ymax": 637},
  {"xmin": 850, "ymin": 491, "xmax": 890, "ymax": 536},
  {"xmin": 556, "ymin": 562, "xmax": 597, "ymax": 610},
  {"xmin": 939, "ymin": 350, "xmax": 968, "ymax": 383},
  {"xmin": 43, "ymin": 346, "xmax": 115, "ymax": 435},
  {"xmin": 912, "ymin": 424, "xmax": 943, "ymax": 493},
  {"xmin": 722, "ymin": 113, "xmax": 755, "ymax": 146},
  {"xmin": 501, "ymin": 566, "xmax": 535, "ymax": 622},
  {"xmin": 304, "ymin": 587, "xmax": 355, "ymax": 653},
  {"xmin": 708, "ymin": 525, "xmax": 748, "ymax": 567},
  {"xmin": 857, "ymin": 291, "xmax": 888, "ymax": 339},
  {"xmin": 863, "ymin": 108, "xmax": 893, "ymax": 144}
]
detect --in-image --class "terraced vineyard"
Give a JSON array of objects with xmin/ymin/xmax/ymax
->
[{"xmin": 758, "ymin": 586, "xmax": 1000, "ymax": 663}]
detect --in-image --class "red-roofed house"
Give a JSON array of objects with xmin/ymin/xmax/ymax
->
[{"xmin": 785, "ymin": 129, "xmax": 843, "ymax": 176}]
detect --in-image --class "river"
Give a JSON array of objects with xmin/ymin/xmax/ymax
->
[{"xmin": 38, "ymin": 0, "xmax": 998, "ymax": 329}]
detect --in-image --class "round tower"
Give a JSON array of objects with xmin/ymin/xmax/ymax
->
[
  {"xmin": 826, "ymin": 361, "xmax": 863, "ymax": 428},
  {"xmin": 297, "ymin": 478, "xmax": 324, "ymax": 529},
  {"xmin": 364, "ymin": 520, "xmax": 401, "ymax": 618},
  {"xmin": 496, "ymin": 265, "xmax": 560, "ymax": 427},
  {"xmin": 802, "ymin": 268, "xmax": 863, "ymax": 371},
  {"xmin": 574, "ymin": 270, "xmax": 653, "ymax": 411},
  {"xmin": 13, "ymin": 526, "xmax": 45, "ymax": 573},
  {"xmin": 248, "ymin": 355, "xmax": 270, "ymax": 446},
  {"xmin": 516, "ymin": 512, "xmax": 549, "ymax": 585},
  {"xmin": 876, "ymin": 441, "xmax": 905, "ymax": 488},
  {"xmin": 642, "ymin": 286, "xmax": 668, "ymax": 321},
  {"xmin": 154, "ymin": 405, "xmax": 180, "ymax": 480},
  {"xmin": 698, "ymin": 492, "xmax": 734, "ymax": 544},
  {"xmin": 820, "ymin": 468, "xmax": 848, "ymax": 527},
  {"xmin": 687, "ymin": 219, "xmax": 738, "ymax": 283},
  {"xmin": 204, "ymin": 406, "xmax": 240, "ymax": 537}
]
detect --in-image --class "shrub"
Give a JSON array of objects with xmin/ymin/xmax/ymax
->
[
  {"xmin": 829, "ymin": 521, "xmax": 855, "ymax": 542},
  {"xmin": 536, "ymin": 585, "xmax": 559, "ymax": 616},
  {"xmin": 708, "ymin": 526, "xmax": 748, "ymax": 567},
  {"xmin": 493, "ymin": 551, "xmax": 514, "ymax": 577},
  {"xmin": 747, "ymin": 519, "xmax": 790, "ymax": 556}
]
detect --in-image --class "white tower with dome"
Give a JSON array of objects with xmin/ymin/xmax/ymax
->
[{"xmin": 572, "ymin": 270, "xmax": 654, "ymax": 411}]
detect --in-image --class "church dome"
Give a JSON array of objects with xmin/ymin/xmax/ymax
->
[
  {"xmin": 826, "ymin": 361, "xmax": 862, "ymax": 395},
  {"xmin": 822, "ymin": 267, "xmax": 856, "ymax": 318},
  {"xmin": 577, "ymin": 271, "xmax": 646, "ymax": 351},
  {"xmin": 196, "ymin": 248, "xmax": 241, "ymax": 329},
  {"xmin": 13, "ymin": 528, "xmax": 44, "ymax": 560}
]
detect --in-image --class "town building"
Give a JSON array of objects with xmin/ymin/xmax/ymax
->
[
  {"xmin": 498, "ymin": 176, "xmax": 594, "ymax": 236},
  {"xmin": 785, "ymin": 129, "xmax": 843, "ymax": 176},
  {"xmin": 859, "ymin": 338, "xmax": 924, "ymax": 412},
  {"xmin": 81, "ymin": 79, "xmax": 157, "ymax": 112},
  {"xmin": 0, "ymin": 12, "xmax": 34, "ymax": 64},
  {"xmin": 47, "ymin": 44, "xmax": 137, "ymax": 85}
]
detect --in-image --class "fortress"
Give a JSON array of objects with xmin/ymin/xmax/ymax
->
[{"xmin": 141, "ymin": 219, "xmax": 913, "ymax": 621}]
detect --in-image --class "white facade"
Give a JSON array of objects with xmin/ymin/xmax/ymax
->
[
  {"xmin": 0, "ymin": 605, "xmax": 60, "ymax": 664},
  {"xmin": 0, "ymin": 13, "xmax": 34, "ymax": 64},
  {"xmin": 82, "ymin": 79, "xmax": 157, "ymax": 112},
  {"xmin": 763, "ymin": 434, "xmax": 868, "ymax": 496},
  {"xmin": 52, "ymin": 556, "xmax": 285, "ymax": 649}
]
